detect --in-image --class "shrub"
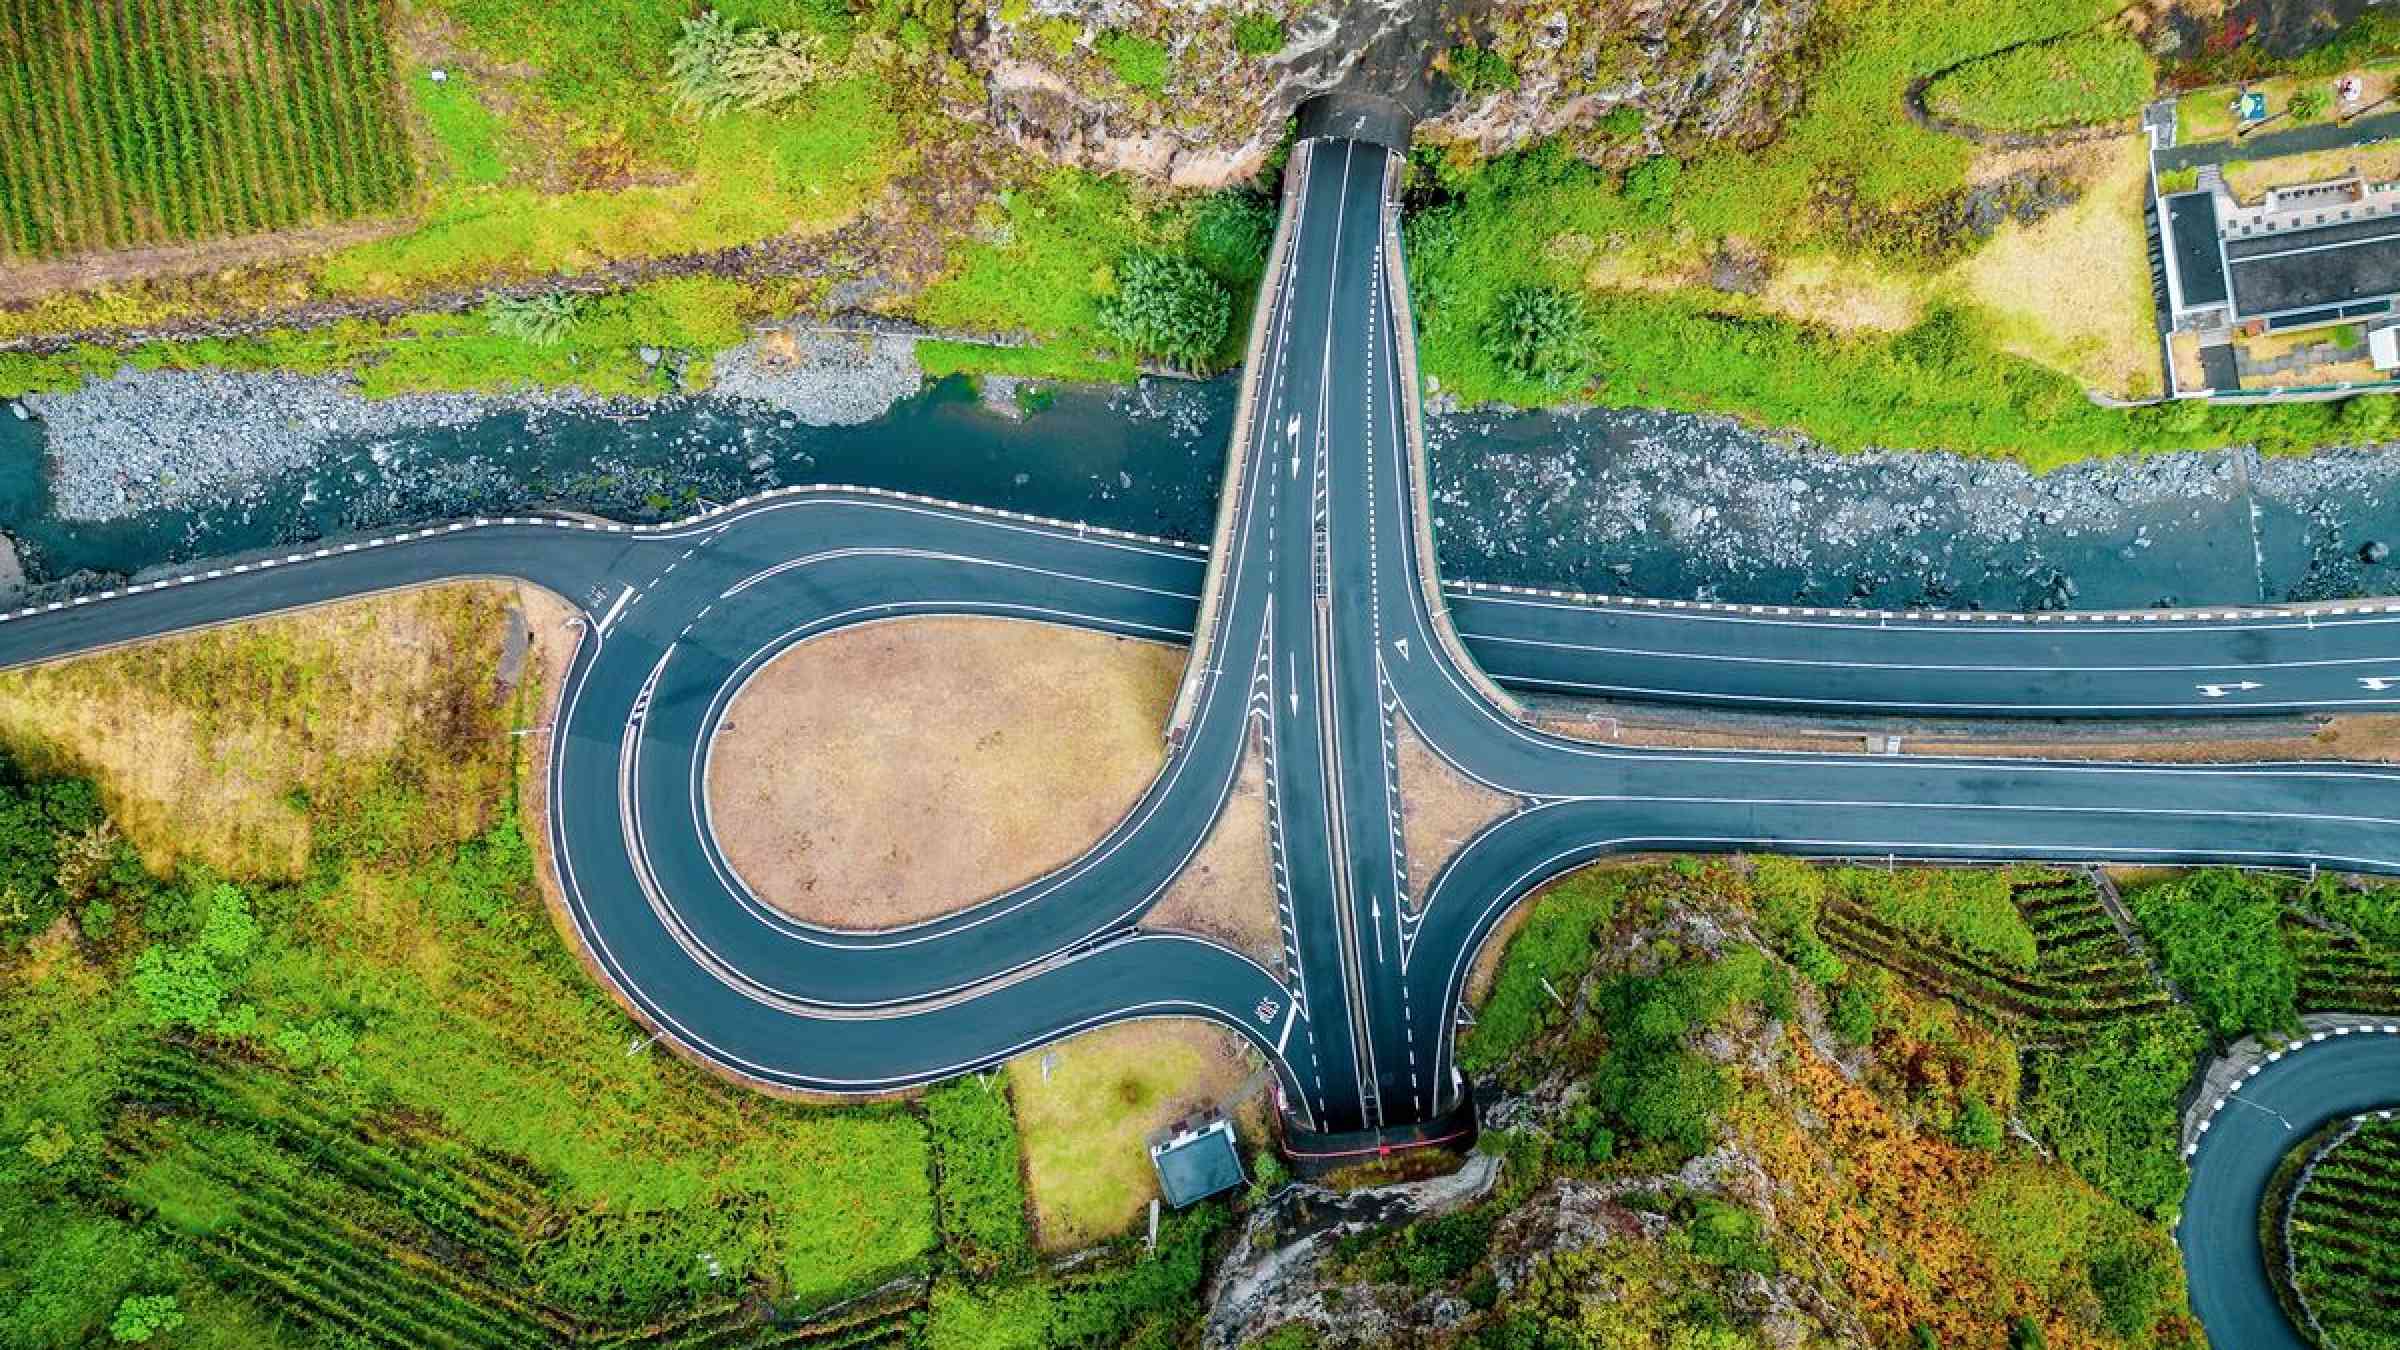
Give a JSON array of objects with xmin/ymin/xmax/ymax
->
[
  {"xmin": 1232, "ymin": 12, "xmax": 1285, "ymax": 56},
  {"xmin": 2288, "ymin": 86, "xmax": 2329, "ymax": 123},
  {"xmin": 2129, "ymin": 869, "xmax": 2299, "ymax": 1040},
  {"xmin": 0, "ymin": 775, "xmax": 104, "ymax": 945},
  {"xmin": 483, "ymin": 292, "xmax": 591, "ymax": 348},
  {"xmin": 107, "ymin": 1294, "xmax": 183, "ymax": 1344},
  {"xmin": 1446, "ymin": 43, "xmax": 1517, "ymax": 94},
  {"xmin": 1622, "ymin": 154, "xmax": 1681, "ymax": 217},
  {"xmin": 1599, "ymin": 105, "xmax": 1644, "ymax": 139},
  {"xmin": 1096, "ymin": 251, "xmax": 1232, "ymax": 370},
  {"xmin": 1748, "ymin": 856, "xmax": 1844, "ymax": 986},
  {"xmin": 1187, "ymin": 191, "xmax": 1275, "ymax": 284},
  {"xmin": 2088, "ymin": 1235, "xmax": 2177, "ymax": 1340},
  {"xmin": 1097, "ymin": 31, "xmax": 1169, "ymax": 92},
  {"xmin": 924, "ymin": 1078, "xmax": 1032, "ymax": 1277},
  {"xmin": 1482, "ymin": 287, "xmax": 1594, "ymax": 390},
  {"xmin": 1954, "ymin": 1097, "xmax": 2004, "ymax": 1151},
  {"xmin": 669, "ymin": 9, "xmax": 828, "ymax": 118},
  {"xmin": 2020, "ymin": 1012, "xmax": 2208, "ymax": 1217},
  {"xmin": 1922, "ymin": 33, "xmax": 2153, "ymax": 133}
]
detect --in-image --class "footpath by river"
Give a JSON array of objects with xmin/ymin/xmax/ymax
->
[{"xmin": 10, "ymin": 349, "xmax": 2400, "ymax": 612}]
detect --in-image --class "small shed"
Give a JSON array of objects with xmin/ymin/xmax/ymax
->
[
  {"xmin": 1147, "ymin": 1116, "xmax": 1246, "ymax": 1209},
  {"xmin": 2372, "ymin": 325, "xmax": 2400, "ymax": 372}
]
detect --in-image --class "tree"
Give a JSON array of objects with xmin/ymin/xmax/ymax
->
[
  {"xmin": 2130, "ymin": 869, "xmax": 2299, "ymax": 1040},
  {"xmin": 1483, "ymin": 287, "xmax": 1593, "ymax": 389},
  {"xmin": 2288, "ymin": 87, "xmax": 2330, "ymax": 123},
  {"xmin": 109, "ymin": 1294, "xmax": 184, "ymax": 1344},
  {"xmin": 1096, "ymin": 251, "xmax": 1232, "ymax": 370}
]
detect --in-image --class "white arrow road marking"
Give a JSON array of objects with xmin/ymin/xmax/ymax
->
[
  {"xmin": 2361, "ymin": 676, "xmax": 2400, "ymax": 691},
  {"xmin": 1288, "ymin": 651, "xmax": 1299, "ymax": 715},
  {"xmin": 596, "ymin": 584, "xmax": 634, "ymax": 635},
  {"xmin": 1392, "ymin": 636, "xmax": 1410, "ymax": 661},
  {"xmin": 1369, "ymin": 897, "xmax": 1385, "ymax": 963},
  {"xmin": 1287, "ymin": 414, "xmax": 1302, "ymax": 478},
  {"xmin": 2196, "ymin": 681, "xmax": 2265, "ymax": 697}
]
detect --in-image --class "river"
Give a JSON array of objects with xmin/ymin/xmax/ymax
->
[{"xmin": 7, "ymin": 372, "xmax": 2400, "ymax": 612}]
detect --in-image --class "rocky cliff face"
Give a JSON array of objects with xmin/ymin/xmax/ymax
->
[{"xmin": 966, "ymin": 0, "xmax": 1820, "ymax": 189}]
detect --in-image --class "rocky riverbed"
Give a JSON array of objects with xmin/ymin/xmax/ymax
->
[
  {"xmin": 1426, "ymin": 407, "xmax": 2400, "ymax": 611},
  {"xmin": 17, "ymin": 358, "xmax": 2400, "ymax": 614}
]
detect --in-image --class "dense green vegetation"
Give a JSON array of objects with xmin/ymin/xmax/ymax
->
[
  {"xmin": 2288, "ymin": 1114, "xmax": 2400, "ymax": 1350},
  {"xmin": 1404, "ymin": 138, "xmax": 2400, "ymax": 467},
  {"xmin": 1922, "ymin": 32, "xmax": 2154, "ymax": 133},
  {"xmin": 1743, "ymin": 863, "xmax": 2210, "ymax": 1218},
  {"xmin": 926, "ymin": 1078, "xmax": 1035, "ymax": 1279},
  {"xmin": 1427, "ymin": 860, "xmax": 2193, "ymax": 1346},
  {"xmin": 1457, "ymin": 868, "xmax": 1623, "ymax": 1073},
  {"xmin": 2130, "ymin": 869, "xmax": 2300, "ymax": 1040},
  {"xmin": 0, "ymin": 276, "xmax": 754, "ymax": 400},
  {"xmin": 0, "ymin": 592, "xmax": 1253, "ymax": 1348},
  {"xmin": 2129, "ymin": 869, "xmax": 2400, "ymax": 1037},
  {"xmin": 0, "ymin": 0, "xmax": 414, "ymax": 257}
]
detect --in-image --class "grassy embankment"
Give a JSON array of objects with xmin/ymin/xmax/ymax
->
[
  {"xmin": 0, "ymin": 587, "xmax": 1243, "ymax": 1348},
  {"xmin": 1405, "ymin": 3, "xmax": 2400, "ymax": 467}
]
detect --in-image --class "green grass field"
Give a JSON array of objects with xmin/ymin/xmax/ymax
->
[{"xmin": 0, "ymin": 0, "xmax": 414, "ymax": 258}]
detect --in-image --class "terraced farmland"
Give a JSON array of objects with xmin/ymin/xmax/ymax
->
[
  {"xmin": 110, "ymin": 1040, "xmax": 917, "ymax": 1350},
  {"xmin": 0, "ymin": 0, "xmax": 414, "ymax": 259},
  {"xmin": 2289, "ymin": 1112, "xmax": 2400, "ymax": 1349},
  {"xmin": 1816, "ymin": 871, "xmax": 2174, "ymax": 1036},
  {"xmin": 2289, "ymin": 917, "xmax": 2400, "ymax": 1017}
]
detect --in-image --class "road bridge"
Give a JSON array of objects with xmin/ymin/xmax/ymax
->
[{"xmin": 0, "ymin": 97, "xmax": 2390, "ymax": 1345}]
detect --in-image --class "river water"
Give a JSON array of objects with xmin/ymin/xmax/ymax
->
[{"xmin": 8, "ymin": 373, "xmax": 2400, "ymax": 612}]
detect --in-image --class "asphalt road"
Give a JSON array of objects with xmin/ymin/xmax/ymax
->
[
  {"xmin": 2178, "ymin": 1031, "xmax": 2400, "ymax": 1349},
  {"xmin": 0, "ymin": 113, "xmax": 2393, "ymax": 1344}
]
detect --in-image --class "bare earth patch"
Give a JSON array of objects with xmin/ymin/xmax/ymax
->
[
  {"xmin": 1006, "ymin": 1020, "xmax": 1264, "ymax": 1252},
  {"xmin": 1534, "ymin": 707, "xmax": 2400, "ymax": 765},
  {"xmin": 1398, "ymin": 717, "xmax": 1517, "ymax": 910},
  {"xmin": 1957, "ymin": 135, "xmax": 2160, "ymax": 398},
  {"xmin": 705, "ymin": 617, "xmax": 1183, "ymax": 930},
  {"xmin": 1141, "ymin": 736, "xmax": 1280, "ymax": 972}
]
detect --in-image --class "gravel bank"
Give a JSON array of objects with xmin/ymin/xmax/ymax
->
[
  {"xmin": 25, "ymin": 368, "xmax": 601, "ymax": 522},
  {"xmin": 707, "ymin": 329, "xmax": 924, "ymax": 426},
  {"xmin": 1427, "ymin": 407, "xmax": 2400, "ymax": 611}
]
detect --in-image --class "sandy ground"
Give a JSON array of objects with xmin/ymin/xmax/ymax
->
[
  {"xmin": 1141, "ymin": 735, "xmax": 1281, "ymax": 972},
  {"xmin": 1005, "ymin": 1020, "xmax": 1266, "ymax": 1251},
  {"xmin": 1397, "ymin": 717, "xmax": 1518, "ymax": 910},
  {"xmin": 704, "ymin": 617, "xmax": 1183, "ymax": 930}
]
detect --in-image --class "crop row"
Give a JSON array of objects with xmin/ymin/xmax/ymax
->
[
  {"xmin": 0, "ymin": 0, "xmax": 412, "ymax": 258},
  {"xmin": 1818, "ymin": 878, "xmax": 2170, "ymax": 1033},
  {"xmin": 113, "ymin": 1042, "xmax": 922, "ymax": 1348},
  {"xmin": 2287, "ymin": 922, "xmax": 2400, "ymax": 1016},
  {"xmin": 2291, "ymin": 1116, "xmax": 2400, "ymax": 1347}
]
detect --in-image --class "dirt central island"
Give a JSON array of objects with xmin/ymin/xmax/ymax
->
[{"xmin": 703, "ymin": 615, "xmax": 1187, "ymax": 930}]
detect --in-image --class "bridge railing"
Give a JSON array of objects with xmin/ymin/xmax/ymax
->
[{"xmin": 1165, "ymin": 140, "xmax": 1315, "ymax": 744}]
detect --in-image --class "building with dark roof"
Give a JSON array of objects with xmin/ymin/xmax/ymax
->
[
  {"xmin": 1148, "ymin": 1116, "xmax": 1245, "ymax": 1208},
  {"xmin": 2161, "ymin": 176, "xmax": 2400, "ymax": 336}
]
